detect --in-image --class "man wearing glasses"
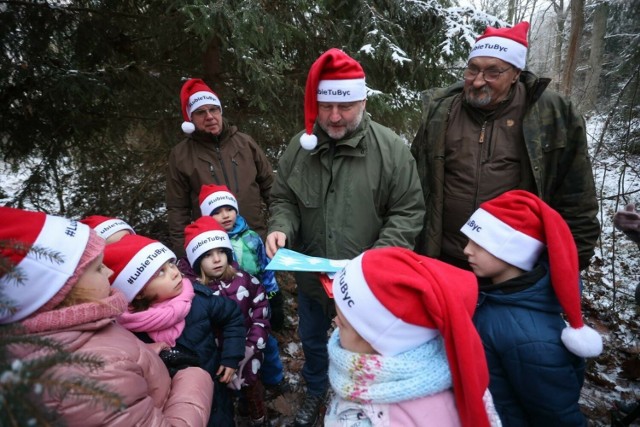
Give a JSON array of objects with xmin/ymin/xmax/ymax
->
[
  {"xmin": 167, "ymin": 78, "xmax": 274, "ymax": 257},
  {"xmin": 411, "ymin": 21, "xmax": 599, "ymax": 271}
]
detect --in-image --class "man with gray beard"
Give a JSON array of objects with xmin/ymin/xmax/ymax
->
[
  {"xmin": 411, "ymin": 21, "xmax": 599, "ymax": 271},
  {"xmin": 266, "ymin": 48, "xmax": 425, "ymax": 427}
]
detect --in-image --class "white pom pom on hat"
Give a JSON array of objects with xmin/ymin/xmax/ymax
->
[
  {"xmin": 460, "ymin": 190, "xmax": 603, "ymax": 358},
  {"xmin": 181, "ymin": 121, "xmax": 196, "ymax": 134},
  {"xmin": 300, "ymin": 48, "xmax": 367, "ymax": 150},
  {"xmin": 179, "ymin": 78, "xmax": 222, "ymax": 134}
]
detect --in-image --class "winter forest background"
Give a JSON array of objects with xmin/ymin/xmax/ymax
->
[{"xmin": 1, "ymin": 0, "xmax": 639, "ymax": 425}]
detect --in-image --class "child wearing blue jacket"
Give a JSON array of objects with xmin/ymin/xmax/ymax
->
[
  {"xmin": 198, "ymin": 184, "xmax": 286, "ymax": 393},
  {"xmin": 460, "ymin": 190, "xmax": 603, "ymax": 426}
]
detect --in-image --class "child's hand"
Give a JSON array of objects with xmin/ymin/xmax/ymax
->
[
  {"xmin": 148, "ymin": 341, "xmax": 170, "ymax": 355},
  {"xmin": 216, "ymin": 365, "xmax": 236, "ymax": 383}
]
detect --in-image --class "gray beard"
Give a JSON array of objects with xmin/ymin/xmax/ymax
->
[{"xmin": 464, "ymin": 87, "xmax": 493, "ymax": 108}]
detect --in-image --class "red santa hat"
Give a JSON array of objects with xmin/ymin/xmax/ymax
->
[
  {"xmin": 460, "ymin": 190, "xmax": 603, "ymax": 358},
  {"xmin": 184, "ymin": 216, "xmax": 233, "ymax": 268},
  {"xmin": 80, "ymin": 215, "xmax": 135, "ymax": 241},
  {"xmin": 468, "ymin": 21, "xmax": 529, "ymax": 69},
  {"xmin": 198, "ymin": 184, "xmax": 239, "ymax": 217},
  {"xmin": 300, "ymin": 48, "xmax": 367, "ymax": 150},
  {"xmin": 332, "ymin": 247, "xmax": 491, "ymax": 427},
  {"xmin": 103, "ymin": 234, "xmax": 176, "ymax": 303},
  {"xmin": 0, "ymin": 207, "xmax": 98, "ymax": 323},
  {"xmin": 179, "ymin": 78, "xmax": 222, "ymax": 134}
]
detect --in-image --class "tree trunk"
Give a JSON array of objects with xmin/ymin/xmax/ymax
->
[
  {"xmin": 561, "ymin": 0, "xmax": 585, "ymax": 97},
  {"xmin": 552, "ymin": 0, "xmax": 566, "ymax": 92},
  {"xmin": 583, "ymin": 1, "xmax": 608, "ymax": 112}
]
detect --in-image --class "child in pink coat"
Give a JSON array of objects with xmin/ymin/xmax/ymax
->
[
  {"xmin": 324, "ymin": 247, "xmax": 502, "ymax": 427},
  {"xmin": 0, "ymin": 207, "xmax": 213, "ymax": 426}
]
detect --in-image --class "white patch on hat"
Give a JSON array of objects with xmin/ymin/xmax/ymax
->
[
  {"xmin": 199, "ymin": 191, "xmax": 238, "ymax": 217},
  {"xmin": 317, "ymin": 78, "xmax": 367, "ymax": 102},
  {"xmin": 95, "ymin": 219, "xmax": 134, "ymax": 240},
  {"xmin": 460, "ymin": 208, "xmax": 544, "ymax": 271},
  {"xmin": 185, "ymin": 229, "xmax": 232, "ymax": 267},
  {"xmin": 333, "ymin": 253, "xmax": 439, "ymax": 356},
  {"xmin": 0, "ymin": 216, "xmax": 90, "ymax": 323},
  {"xmin": 468, "ymin": 36, "xmax": 527, "ymax": 69},
  {"xmin": 111, "ymin": 241, "xmax": 176, "ymax": 302},
  {"xmin": 187, "ymin": 90, "xmax": 222, "ymax": 119}
]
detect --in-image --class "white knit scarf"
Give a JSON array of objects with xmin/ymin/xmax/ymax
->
[{"xmin": 327, "ymin": 329, "xmax": 452, "ymax": 404}]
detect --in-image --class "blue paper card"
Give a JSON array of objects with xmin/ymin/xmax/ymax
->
[{"xmin": 265, "ymin": 248, "xmax": 349, "ymax": 273}]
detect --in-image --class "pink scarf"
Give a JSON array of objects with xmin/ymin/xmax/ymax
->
[{"xmin": 117, "ymin": 278, "xmax": 195, "ymax": 346}]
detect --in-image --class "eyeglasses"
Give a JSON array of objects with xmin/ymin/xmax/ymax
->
[
  {"xmin": 463, "ymin": 66, "xmax": 512, "ymax": 82},
  {"xmin": 192, "ymin": 106, "xmax": 221, "ymax": 118}
]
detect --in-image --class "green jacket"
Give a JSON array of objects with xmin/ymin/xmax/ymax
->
[
  {"xmin": 411, "ymin": 71, "xmax": 600, "ymax": 269},
  {"xmin": 269, "ymin": 114, "xmax": 425, "ymax": 307}
]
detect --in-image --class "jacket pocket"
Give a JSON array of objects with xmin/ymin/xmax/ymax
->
[{"xmin": 287, "ymin": 165, "xmax": 322, "ymax": 209}]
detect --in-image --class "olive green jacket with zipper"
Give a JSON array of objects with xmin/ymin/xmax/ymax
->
[
  {"xmin": 411, "ymin": 71, "xmax": 599, "ymax": 270},
  {"xmin": 269, "ymin": 114, "xmax": 425, "ymax": 308}
]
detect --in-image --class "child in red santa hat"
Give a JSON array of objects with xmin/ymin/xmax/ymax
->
[
  {"xmin": 0, "ymin": 206, "xmax": 214, "ymax": 426},
  {"xmin": 461, "ymin": 190, "xmax": 603, "ymax": 426},
  {"xmin": 103, "ymin": 233, "xmax": 246, "ymax": 427},
  {"xmin": 80, "ymin": 214, "xmax": 135, "ymax": 244},
  {"xmin": 324, "ymin": 247, "xmax": 501, "ymax": 427},
  {"xmin": 182, "ymin": 215, "xmax": 271, "ymax": 426}
]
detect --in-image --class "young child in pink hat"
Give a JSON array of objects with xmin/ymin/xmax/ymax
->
[
  {"xmin": 461, "ymin": 190, "xmax": 603, "ymax": 426},
  {"xmin": 181, "ymin": 216, "xmax": 271, "ymax": 427},
  {"xmin": 324, "ymin": 247, "xmax": 501, "ymax": 427},
  {"xmin": 103, "ymin": 234, "xmax": 246, "ymax": 427},
  {"xmin": 0, "ymin": 206, "xmax": 213, "ymax": 426}
]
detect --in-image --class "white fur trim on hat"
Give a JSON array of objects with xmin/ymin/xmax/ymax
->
[
  {"xmin": 333, "ymin": 253, "xmax": 439, "ymax": 356},
  {"xmin": 317, "ymin": 78, "xmax": 367, "ymax": 102},
  {"xmin": 468, "ymin": 36, "xmax": 527, "ymax": 69},
  {"xmin": 185, "ymin": 229, "xmax": 232, "ymax": 267},
  {"xmin": 94, "ymin": 218, "xmax": 135, "ymax": 240},
  {"xmin": 0, "ymin": 216, "xmax": 90, "ymax": 323},
  {"xmin": 111, "ymin": 241, "xmax": 176, "ymax": 303},
  {"xmin": 199, "ymin": 191, "xmax": 239, "ymax": 217},
  {"xmin": 187, "ymin": 90, "xmax": 222, "ymax": 119},
  {"xmin": 561, "ymin": 324, "xmax": 603, "ymax": 358},
  {"xmin": 461, "ymin": 208, "xmax": 544, "ymax": 271}
]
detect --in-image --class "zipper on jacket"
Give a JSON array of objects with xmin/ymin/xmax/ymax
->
[
  {"xmin": 209, "ymin": 162, "xmax": 219, "ymax": 183},
  {"xmin": 214, "ymin": 144, "xmax": 231, "ymax": 186},
  {"xmin": 478, "ymin": 121, "xmax": 486, "ymax": 144},
  {"xmin": 231, "ymin": 157, "xmax": 239, "ymax": 194}
]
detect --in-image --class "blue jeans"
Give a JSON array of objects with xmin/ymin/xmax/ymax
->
[
  {"xmin": 261, "ymin": 334, "xmax": 284, "ymax": 385},
  {"xmin": 297, "ymin": 290, "xmax": 332, "ymax": 396}
]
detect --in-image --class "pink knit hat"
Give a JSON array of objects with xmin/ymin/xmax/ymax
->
[
  {"xmin": 103, "ymin": 234, "xmax": 176, "ymax": 302},
  {"xmin": 180, "ymin": 78, "xmax": 222, "ymax": 134},
  {"xmin": 460, "ymin": 190, "xmax": 603, "ymax": 358},
  {"xmin": 468, "ymin": 21, "xmax": 530, "ymax": 69},
  {"xmin": 0, "ymin": 207, "xmax": 104, "ymax": 323},
  {"xmin": 300, "ymin": 48, "xmax": 367, "ymax": 150},
  {"xmin": 198, "ymin": 184, "xmax": 238, "ymax": 217},
  {"xmin": 332, "ymin": 247, "xmax": 490, "ymax": 427},
  {"xmin": 80, "ymin": 215, "xmax": 135, "ymax": 241}
]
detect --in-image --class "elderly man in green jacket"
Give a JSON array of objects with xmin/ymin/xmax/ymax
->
[
  {"xmin": 266, "ymin": 48, "xmax": 425, "ymax": 427},
  {"xmin": 411, "ymin": 21, "xmax": 599, "ymax": 271}
]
